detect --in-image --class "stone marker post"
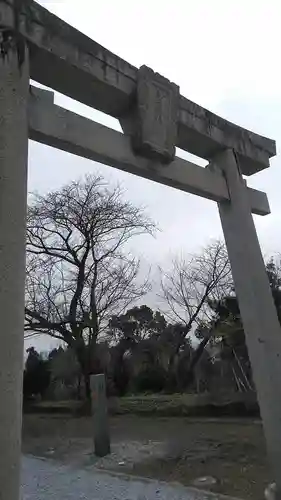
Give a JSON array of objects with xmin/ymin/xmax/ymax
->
[
  {"xmin": 0, "ymin": 45, "xmax": 29, "ymax": 500},
  {"xmin": 211, "ymin": 149, "xmax": 281, "ymax": 499},
  {"xmin": 90, "ymin": 374, "xmax": 111, "ymax": 457}
]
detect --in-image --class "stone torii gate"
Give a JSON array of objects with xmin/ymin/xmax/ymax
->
[{"xmin": 1, "ymin": 1, "xmax": 281, "ymax": 499}]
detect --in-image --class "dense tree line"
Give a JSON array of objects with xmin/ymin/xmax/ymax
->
[{"xmin": 24, "ymin": 259, "xmax": 281, "ymax": 402}]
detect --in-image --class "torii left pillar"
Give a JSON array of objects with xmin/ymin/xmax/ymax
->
[{"xmin": 0, "ymin": 39, "xmax": 29, "ymax": 500}]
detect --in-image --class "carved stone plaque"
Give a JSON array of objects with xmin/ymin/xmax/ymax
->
[{"xmin": 132, "ymin": 65, "xmax": 179, "ymax": 164}]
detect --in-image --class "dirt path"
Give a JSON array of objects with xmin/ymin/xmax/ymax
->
[
  {"xmin": 22, "ymin": 414, "xmax": 271, "ymax": 500},
  {"xmin": 22, "ymin": 455, "xmax": 240, "ymax": 500}
]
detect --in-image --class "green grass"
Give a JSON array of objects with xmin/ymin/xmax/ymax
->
[
  {"xmin": 24, "ymin": 391, "xmax": 259, "ymax": 417},
  {"xmin": 112, "ymin": 392, "xmax": 259, "ymax": 417}
]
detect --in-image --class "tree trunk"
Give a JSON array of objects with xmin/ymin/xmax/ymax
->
[
  {"xmin": 84, "ymin": 371, "xmax": 91, "ymax": 402},
  {"xmin": 75, "ymin": 367, "xmax": 92, "ymax": 415},
  {"xmin": 184, "ymin": 332, "xmax": 213, "ymax": 390},
  {"xmin": 76, "ymin": 373, "xmax": 82, "ymax": 400},
  {"xmin": 74, "ymin": 340, "xmax": 92, "ymax": 413},
  {"xmin": 189, "ymin": 333, "xmax": 212, "ymax": 374}
]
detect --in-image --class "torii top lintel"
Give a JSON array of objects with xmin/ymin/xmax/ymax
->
[{"xmin": 0, "ymin": 0, "xmax": 276, "ymax": 175}]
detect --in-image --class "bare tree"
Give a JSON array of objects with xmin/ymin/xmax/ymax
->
[
  {"xmin": 25, "ymin": 174, "xmax": 155, "ymax": 401},
  {"xmin": 161, "ymin": 241, "xmax": 232, "ymax": 328},
  {"xmin": 160, "ymin": 241, "xmax": 232, "ymax": 384}
]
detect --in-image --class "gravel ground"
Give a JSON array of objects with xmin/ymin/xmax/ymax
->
[
  {"xmin": 22, "ymin": 415, "xmax": 271, "ymax": 499},
  {"xmin": 21, "ymin": 455, "xmax": 239, "ymax": 500},
  {"xmin": 89, "ymin": 440, "xmax": 167, "ymax": 470}
]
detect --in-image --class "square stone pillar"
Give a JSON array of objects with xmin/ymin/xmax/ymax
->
[
  {"xmin": 212, "ymin": 149, "xmax": 281, "ymax": 499},
  {"xmin": 0, "ymin": 43, "xmax": 29, "ymax": 500},
  {"xmin": 90, "ymin": 374, "xmax": 110, "ymax": 457}
]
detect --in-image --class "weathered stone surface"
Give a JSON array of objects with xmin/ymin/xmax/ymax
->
[
  {"xmin": 28, "ymin": 88, "xmax": 270, "ymax": 216},
  {"xmin": 29, "ymin": 85, "xmax": 54, "ymax": 104},
  {"xmin": 91, "ymin": 374, "xmax": 110, "ymax": 458},
  {"xmin": 214, "ymin": 150, "xmax": 281, "ymax": 498},
  {"xmin": 0, "ymin": 42, "xmax": 29, "ymax": 500},
  {"xmin": 131, "ymin": 66, "xmax": 179, "ymax": 163},
  {"xmin": 0, "ymin": 0, "xmax": 276, "ymax": 174},
  {"xmin": 178, "ymin": 96, "xmax": 275, "ymax": 175}
]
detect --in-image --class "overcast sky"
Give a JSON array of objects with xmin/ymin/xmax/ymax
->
[{"xmin": 27, "ymin": 0, "xmax": 281, "ymax": 351}]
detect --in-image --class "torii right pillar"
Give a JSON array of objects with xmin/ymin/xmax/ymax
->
[{"xmin": 211, "ymin": 149, "xmax": 281, "ymax": 498}]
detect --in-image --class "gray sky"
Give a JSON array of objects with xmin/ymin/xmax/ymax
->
[{"xmin": 26, "ymin": 0, "xmax": 281, "ymax": 351}]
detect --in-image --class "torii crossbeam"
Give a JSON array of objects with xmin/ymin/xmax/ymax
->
[{"xmin": 1, "ymin": 2, "xmax": 281, "ymax": 499}]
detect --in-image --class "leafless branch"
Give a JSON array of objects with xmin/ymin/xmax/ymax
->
[
  {"xmin": 25, "ymin": 174, "xmax": 155, "ymax": 367},
  {"xmin": 160, "ymin": 240, "xmax": 232, "ymax": 336}
]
